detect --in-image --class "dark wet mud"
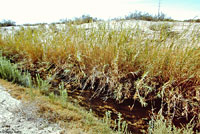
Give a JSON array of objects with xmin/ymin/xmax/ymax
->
[{"xmin": 67, "ymin": 89, "xmax": 162, "ymax": 133}]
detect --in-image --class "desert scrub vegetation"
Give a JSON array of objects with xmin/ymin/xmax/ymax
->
[
  {"xmin": 0, "ymin": 21, "xmax": 200, "ymax": 133},
  {"xmin": 184, "ymin": 19, "xmax": 200, "ymax": 23},
  {"xmin": 113, "ymin": 11, "xmax": 174, "ymax": 22},
  {"xmin": 148, "ymin": 111, "xmax": 196, "ymax": 134},
  {"xmin": 59, "ymin": 14, "xmax": 100, "ymax": 25},
  {"xmin": 0, "ymin": 19, "xmax": 16, "ymax": 27},
  {"xmin": 0, "ymin": 52, "xmax": 52, "ymax": 91},
  {"xmin": 0, "ymin": 53, "xmax": 32, "ymax": 87},
  {"xmin": 0, "ymin": 52, "xmax": 118, "ymax": 134},
  {"xmin": 0, "ymin": 79, "xmax": 118, "ymax": 134}
]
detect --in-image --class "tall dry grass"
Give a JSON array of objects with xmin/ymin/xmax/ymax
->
[{"xmin": 0, "ymin": 22, "xmax": 200, "ymax": 130}]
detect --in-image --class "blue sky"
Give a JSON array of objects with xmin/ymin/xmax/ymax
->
[{"xmin": 0, "ymin": 0, "xmax": 200, "ymax": 24}]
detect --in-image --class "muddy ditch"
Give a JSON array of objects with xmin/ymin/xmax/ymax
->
[
  {"xmin": 66, "ymin": 88, "xmax": 197, "ymax": 133},
  {"xmin": 27, "ymin": 68, "xmax": 200, "ymax": 133},
  {"xmin": 67, "ymin": 89, "xmax": 156, "ymax": 133},
  {"xmin": 3, "ymin": 59, "xmax": 199, "ymax": 133},
  {"xmin": 46, "ymin": 72, "xmax": 196, "ymax": 133}
]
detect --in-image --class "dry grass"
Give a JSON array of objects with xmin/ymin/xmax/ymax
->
[
  {"xmin": 148, "ymin": 111, "xmax": 195, "ymax": 134},
  {"xmin": 0, "ymin": 21, "xmax": 200, "ymax": 132},
  {"xmin": 0, "ymin": 79, "xmax": 115, "ymax": 134}
]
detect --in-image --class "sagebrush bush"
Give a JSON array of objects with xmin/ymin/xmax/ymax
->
[{"xmin": 0, "ymin": 54, "xmax": 32, "ymax": 87}]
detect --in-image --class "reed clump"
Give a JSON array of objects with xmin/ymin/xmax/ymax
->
[{"xmin": 0, "ymin": 21, "xmax": 200, "ymax": 131}]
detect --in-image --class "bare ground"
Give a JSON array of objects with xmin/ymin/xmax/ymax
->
[{"xmin": 0, "ymin": 85, "xmax": 65, "ymax": 134}]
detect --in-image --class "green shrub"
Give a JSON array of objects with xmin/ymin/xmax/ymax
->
[
  {"xmin": 148, "ymin": 112, "xmax": 195, "ymax": 134},
  {"xmin": 35, "ymin": 74, "xmax": 50, "ymax": 91},
  {"xmin": 0, "ymin": 54, "xmax": 32, "ymax": 87}
]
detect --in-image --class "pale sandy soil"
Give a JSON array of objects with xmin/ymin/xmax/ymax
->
[
  {"xmin": 1, "ymin": 20, "xmax": 200, "ymax": 45},
  {"xmin": 1, "ymin": 20, "xmax": 200, "ymax": 33},
  {"xmin": 0, "ymin": 85, "xmax": 65, "ymax": 134}
]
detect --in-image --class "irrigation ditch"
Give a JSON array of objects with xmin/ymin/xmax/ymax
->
[{"xmin": 21, "ymin": 62, "xmax": 198, "ymax": 133}]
